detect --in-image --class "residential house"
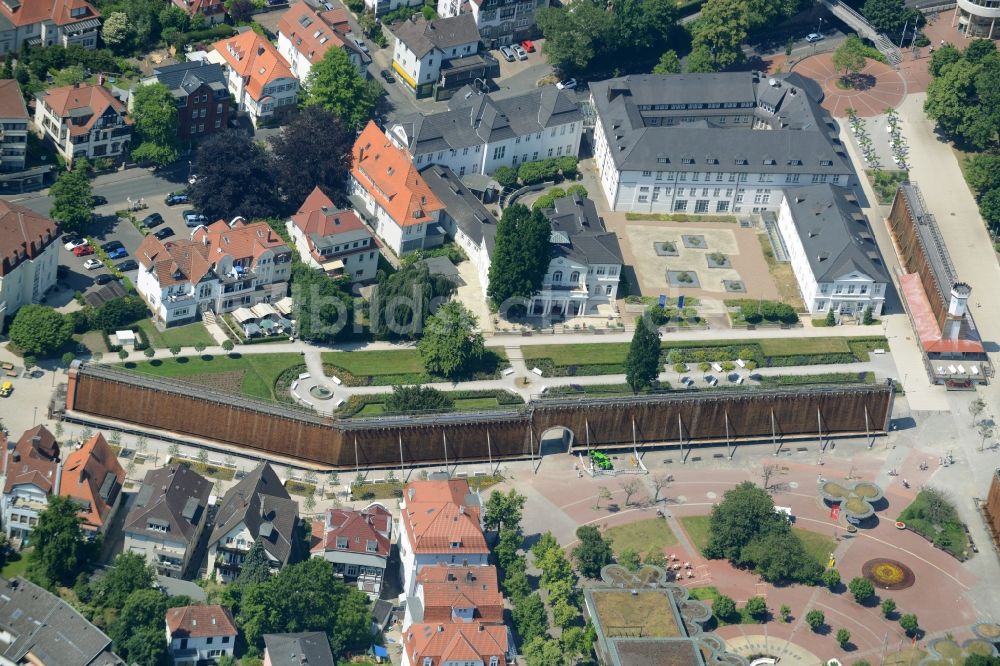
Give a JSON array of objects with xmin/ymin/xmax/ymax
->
[
  {"xmin": 310, "ymin": 503, "xmax": 392, "ymax": 598},
  {"xmin": 388, "ymin": 85, "xmax": 582, "ymax": 177},
  {"xmin": 436, "ymin": 0, "xmax": 548, "ymax": 48},
  {"xmin": 776, "ymin": 184, "xmax": 889, "ymax": 318},
  {"xmin": 206, "ymin": 462, "xmax": 299, "ymax": 582},
  {"xmin": 0, "ymin": 199, "xmax": 58, "ymax": 328},
  {"xmin": 123, "ymin": 465, "xmax": 213, "ymax": 578},
  {"xmin": 287, "ymin": 186, "xmax": 380, "ymax": 282},
  {"xmin": 403, "ymin": 564, "xmax": 503, "ymax": 629},
  {"xmin": 389, "ymin": 14, "xmax": 481, "ymax": 98},
  {"xmin": 1, "ymin": 425, "xmax": 59, "ymax": 544},
  {"xmin": 209, "ymin": 30, "xmax": 298, "ymax": 128},
  {"xmin": 533, "ymin": 194, "xmax": 623, "ymax": 317},
  {"xmin": 140, "ymin": 60, "xmax": 230, "ymax": 141},
  {"xmin": 170, "ymin": 0, "xmax": 224, "ymax": 25},
  {"xmin": 0, "ymin": 0, "xmax": 101, "ymax": 55},
  {"xmin": 420, "ymin": 164, "xmax": 493, "ymax": 292},
  {"xmin": 165, "ymin": 605, "xmax": 238, "ymax": 665},
  {"xmin": 0, "ymin": 80, "xmax": 28, "ymax": 173},
  {"xmin": 135, "ymin": 218, "xmax": 292, "ymax": 327},
  {"xmin": 0, "ymin": 577, "xmax": 124, "ymax": 666},
  {"xmin": 59, "ymin": 432, "xmax": 124, "ymax": 535},
  {"xmin": 365, "ymin": 0, "xmax": 420, "ymax": 18},
  {"xmin": 277, "ymin": 0, "xmax": 368, "ymax": 81},
  {"xmin": 34, "ymin": 83, "xmax": 132, "ymax": 168},
  {"xmin": 590, "ymin": 73, "xmax": 854, "ymax": 214},
  {"xmin": 263, "ymin": 632, "xmax": 334, "ymax": 666},
  {"xmin": 401, "ymin": 623, "xmax": 514, "ymax": 666},
  {"xmin": 350, "ymin": 121, "xmax": 445, "ymax": 256},
  {"xmin": 397, "ymin": 479, "xmax": 488, "ymax": 598}
]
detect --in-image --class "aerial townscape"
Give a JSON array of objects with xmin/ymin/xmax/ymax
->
[{"xmin": 2, "ymin": 0, "xmax": 1000, "ymax": 663}]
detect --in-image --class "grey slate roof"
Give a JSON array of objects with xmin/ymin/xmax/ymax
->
[
  {"xmin": 210, "ymin": 462, "xmax": 298, "ymax": 566},
  {"xmin": 264, "ymin": 632, "xmax": 334, "ymax": 666},
  {"xmin": 0, "ymin": 577, "xmax": 123, "ymax": 666},
  {"xmin": 420, "ymin": 163, "xmax": 496, "ymax": 255},
  {"xmin": 149, "ymin": 60, "xmax": 227, "ymax": 99},
  {"xmin": 391, "ymin": 13, "xmax": 479, "ymax": 59},
  {"xmin": 395, "ymin": 84, "xmax": 581, "ymax": 155},
  {"xmin": 781, "ymin": 184, "xmax": 889, "ymax": 283},
  {"xmin": 590, "ymin": 72, "xmax": 851, "ymax": 175},
  {"xmin": 124, "ymin": 464, "xmax": 212, "ymax": 549},
  {"xmin": 542, "ymin": 195, "xmax": 623, "ymax": 266}
]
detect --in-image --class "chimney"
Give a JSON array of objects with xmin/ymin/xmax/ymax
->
[
  {"xmin": 437, "ymin": 625, "xmax": 444, "ymax": 633},
  {"xmin": 408, "ymin": 487, "xmax": 415, "ymax": 501},
  {"xmin": 478, "ymin": 624, "xmax": 484, "ymax": 632}
]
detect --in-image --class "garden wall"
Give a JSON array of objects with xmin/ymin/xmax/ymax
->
[{"xmin": 66, "ymin": 365, "xmax": 893, "ymax": 468}]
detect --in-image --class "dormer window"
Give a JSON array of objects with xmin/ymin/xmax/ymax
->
[
  {"xmin": 336, "ymin": 536, "xmax": 348, "ymax": 549},
  {"xmin": 450, "ymin": 540, "xmax": 461, "ymax": 548},
  {"xmin": 490, "ymin": 657, "xmax": 499, "ymax": 666}
]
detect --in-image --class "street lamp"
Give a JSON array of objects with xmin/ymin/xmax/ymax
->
[{"xmin": 818, "ymin": 17, "xmax": 824, "ymax": 35}]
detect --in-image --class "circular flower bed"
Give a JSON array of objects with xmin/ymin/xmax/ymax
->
[{"xmin": 862, "ymin": 558, "xmax": 916, "ymax": 590}]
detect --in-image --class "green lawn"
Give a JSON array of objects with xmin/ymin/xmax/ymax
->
[
  {"xmin": 323, "ymin": 349, "xmax": 427, "ymax": 376},
  {"xmin": 0, "ymin": 552, "xmax": 30, "ymax": 579},
  {"xmin": 169, "ymin": 458, "xmax": 236, "ymax": 480},
  {"xmin": 604, "ymin": 517, "xmax": 678, "ymax": 557},
  {"xmin": 356, "ymin": 396, "xmax": 504, "ymax": 416},
  {"xmin": 793, "ymin": 528, "xmax": 837, "ymax": 567},
  {"xmin": 680, "ymin": 515, "xmax": 712, "ymax": 554},
  {"xmin": 124, "ymin": 353, "xmax": 303, "ymax": 401},
  {"xmin": 136, "ymin": 319, "xmax": 216, "ymax": 350},
  {"xmin": 757, "ymin": 337, "xmax": 850, "ymax": 356},
  {"xmin": 522, "ymin": 343, "xmax": 631, "ymax": 366}
]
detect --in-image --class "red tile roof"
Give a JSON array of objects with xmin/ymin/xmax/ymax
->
[
  {"xmin": 2, "ymin": 426, "xmax": 59, "ymax": 495},
  {"xmin": 900, "ymin": 273, "xmax": 985, "ymax": 354},
  {"xmin": 311, "ymin": 503, "xmax": 392, "ymax": 558},
  {"xmin": 404, "ymin": 623, "xmax": 509, "ymax": 666},
  {"xmin": 401, "ymin": 480, "xmax": 487, "ymax": 555},
  {"xmin": 166, "ymin": 605, "xmax": 238, "ymax": 639},
  {"xmin": 192, "ymin": 218, "xmax": 289, "ymax": 268},
  {"xmin": 0, "ymin": 200, "xmax": 59, "ymax": 278},
  {"xmin": 172, "ymin": 0, "xmax": 223, "ymax": 17},
  {"xmin": 278, "ymin": 1, "xmax": 350, "ymax": 68},
  {"xmin": 0, "ymin": 0, "xmax": 99, "ymax": 28},
  {"xmin": 137, "ymin": 235, "xmax": 214, "ymax": 287},
  {"xmin": 59, "ymin": 433, "xmax": 124, "ymax": 531},
  {"xmin": 38, "ymin": 84, "xmax": 129, "ymax": 137},
  {"xmin": 213, "ymin": 31, "xmax": 295, "ymax": 101},
  {"xmin": 0, "ymin": 80, "xmax": 28, "ymax": 119},
  {"xmin": 292, "ymin": 187, "xmax": 368, "ymax": 237},
  {"xmin": 416, "ymin": 565, "xmax": 504, "ymax": 625},
  {"xmin": 352, "ymin": 122, "xmax": 444, "ymax": 228}
]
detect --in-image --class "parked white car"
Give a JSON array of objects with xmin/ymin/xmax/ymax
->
[
  {"xmin": 512, "ymin": 44, "xmax": 528, "ymax": 61},
  {"xmin": 556, "ymin": 78, "xmax": 577, "ymax": 90},
  {"xmin": 64, "ymin": 237, "xmax": 88, "ymax": 251},
  {"xmin": 83, "ymin": 258, "xmax": 102, "ymax": 270}
]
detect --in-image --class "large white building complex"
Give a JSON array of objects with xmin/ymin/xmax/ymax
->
[
  {"xmin": 389, "ymin": 84, "xmax": 582, "ymax": 177},
  {"xmin": 776, "ymin": 184, "xmax": 890, "ymax": 318},
  {"xmin": 0, "ymin": 200, "xmax": 59, "ymax": 328},
  {"xmin": 951, "ymin": 0, "xmax": 1000, "ymax": 37},
  {"xmin": 435, "ymin": 0, "xmax": 549, "ymax": 47},
  {"xmin": 590, "ymin": 72, "xmax": 854, "ymax": 214}
]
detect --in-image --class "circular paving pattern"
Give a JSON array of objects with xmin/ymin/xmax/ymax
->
[
  {"xmin": 792, "ymin": 53, "xmax": 906, "ymax": 117},
  {"xmin": 862, "ymin": 557, "xmax": 916, "ymax": 590}
]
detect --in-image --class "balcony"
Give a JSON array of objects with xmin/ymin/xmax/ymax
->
[{"xmin": 541, "ymin": 283, "xmax": 586, "ymax": 292}]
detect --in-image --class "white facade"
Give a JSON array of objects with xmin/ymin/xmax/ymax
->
[
  {"xmin": 367, "ymin": 0, "xmax": 421, "ymax": 17},
  {"xmin": 166, "ymin": 630, "xmax": 235, "ymax": 664},
  {"xmin": 232, "ymin": 73, "xmax": 298, "ymax": 129},
  {"xmin": 391, "ymin": 33, "xmax": 478, "ymax": 92},
  {"xmin": 0, "ymin": 13, "xmax": 100, "ymax": 56},
  {"xmin": 396, "ymin": 519, "xmax": 489, "ymax": 598},
  {"xmin": 2, "ymin": 482, "xmax": 50, "ymax": 544},
  {"xmin": 439, "ymin": 0, "xmax": 548, "ymax": 46},
  {"xmin": 349, "ymin": 177, "xmax": 436, "ymax": 256},
  {"xmin": 593, "ymin": 119, "xmax": 851, "ymax": 215},
  {"xmin": 33, "ymin": 94, "xmax": 131, "ymax": 168},
  {"xmin": 206, "ymin": 522, "xmax": 280, "ymax": 583},
  {"xmin": 135, "ymin": 266, "xmax": 209, "ymax": 327},
  {"xmin": 286, "ymin": 220, "xmax": 379, "ymax": 282},
  {"xmin": 394, "ymin": 119, "xmax": 582, "ymax": 178},
  {"xmin": 277, "ymin": 34, "xmax": 365, "ymax": 82},
  {"xmin": 529, "ymin": 257, "xmax": 620, "ymax": 317},
  {"xmin": 0, "ymin": 236, "xmax": 57, "ymax": 329},
  {"xmin": 125, "ymin": 531, "xmax": 190, "ymax": 577},
  {"xmin": 0, "ymin": 108, "xmax": 27, "ymax": 172},
  {"xmin": 776, "ymin": 197, "xmax": 887, "ymax": 317}
]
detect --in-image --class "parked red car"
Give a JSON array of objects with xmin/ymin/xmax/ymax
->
[
  {"xmin": 521, "ymin": 40, "xmax": 535, "ymax": 53},
  {"xmin": 72, "ymin": 245, "xmax": 94, "ymax": 256}
]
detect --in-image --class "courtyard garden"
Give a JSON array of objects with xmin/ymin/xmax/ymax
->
[
  {"xmin": 604, "ymin": 517, "xmax": 679, "ymax": 559},
  {"xmin": 135, "ymin": 319, "xmax": 216, "ymax": 350},
  {"xmin": 321, "ymin": 348, "xmax": 509, "ymax": 386},
  {"xmin": 123, "ymin": 353, "xmax": 304, "ymax": 402},
  {"xmin": 337, "ymin": 389, "xmax": 523, "ymax": 417},
  {"xmin": 898, "ymin": 488, "xmax": 971, "ymax": 558}
]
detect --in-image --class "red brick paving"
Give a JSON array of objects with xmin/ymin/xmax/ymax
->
[{"xmin": 792, "ymin": 53, "xmax": 906, "ymax": 117}]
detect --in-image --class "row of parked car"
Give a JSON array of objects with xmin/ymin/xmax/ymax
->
[
  {"xmin": 62, "ymin": 236, "xmax": 137, "ymax": 276},
  {"xmin": 498, "ymin": 41, "xmax": 533, "ymax": 62}
]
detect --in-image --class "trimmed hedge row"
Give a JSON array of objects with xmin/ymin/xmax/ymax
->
[{"xmin": 337, "ymin": 389, "xmax": 524, "ymax": 417}]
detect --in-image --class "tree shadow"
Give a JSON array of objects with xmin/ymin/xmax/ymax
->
[
  {"xmin": 176, "ymin": 357, "xmax": 189, "ymax": 364},
  {"xmin": 149, "ymin": 359, "xmax": 162, "ymax": 367},
  {"xmin": 201, "ymin": 354, "xmax": 214, "ymax": 361}
]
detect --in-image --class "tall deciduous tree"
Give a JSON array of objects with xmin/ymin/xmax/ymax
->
[
  {"xmin": 704, "ymin": 481, "xmax": 787, "ymax": 564},
  {"xmin": 624, "ymin": 316, "xmax": 660, "ymax": 393},
  {"xmin": 27, "ymin": 495, "xmax": 96, "ymax": 587},
  {"xmin": 101, "ymin": 12, "xmax": 134, "ymax": 53},
  {"xmin": 832, "ymin": 35, "xmax": 869, "ymax": 79},
  {"xmin": 537, "ymin": 0, "xmax": 613, "ymax": 74},
  {"xmin": 690, "ymin": 0, "xmax": 749, "ymax": 71},
  {"xmin": 303, "ymin": 48, "xmax": 380, "ymax": 129},
  {"xmin": 572, "ymin": 525, "xmax": 612, "ymax": 578},
  {"xmin": 9, "ymin": 305, "xmax": 73, "ymax": 356},
  {"xmin": 484, "ymin": 489, "xmax": 527, "ymax": 532},
  {"xmin": 653, "ymin": 49, "xmax": 681, "ymax": 74},
  {"xmin": 49, "ymin": 162, "xmax": 93, "ymax": 234},
  {"xmin": 369, "ymin": 262, "xmax": 455, "ymax": 339},
  {"xmin": 861, "ymin": 0, "xmax": 913, "ymax": 35},
  {"xmin": 189, "ymin": 131, "xmax": 281, "ymax": 221},
  {"xmin": 269, "ymin": 106, "xmax": 353, "ymax": 210},
  {"xmin": 384, "ymin": 385, "xmax": 454, "ymax": 414},
  {"xmin": 91, "ymin": 552, "xmax": 155, "ymax": 609},
  {"xmin": 417, "ymin": 301, "xmax": 485, "ymax": 379},
  {"xmin": 487, "ymin": 204, "xmax": 552, "ymax": 310},
  {"xmin": 130, "ymin": 82, "xmax": 180, "ymax": 167},
  {"xmin": 108, "ymin": 588, "xmax": 170, "ymax": 663},
  {"xmin": 512, "ymin": 593, "xmax": 548, "ymax": 643}
]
